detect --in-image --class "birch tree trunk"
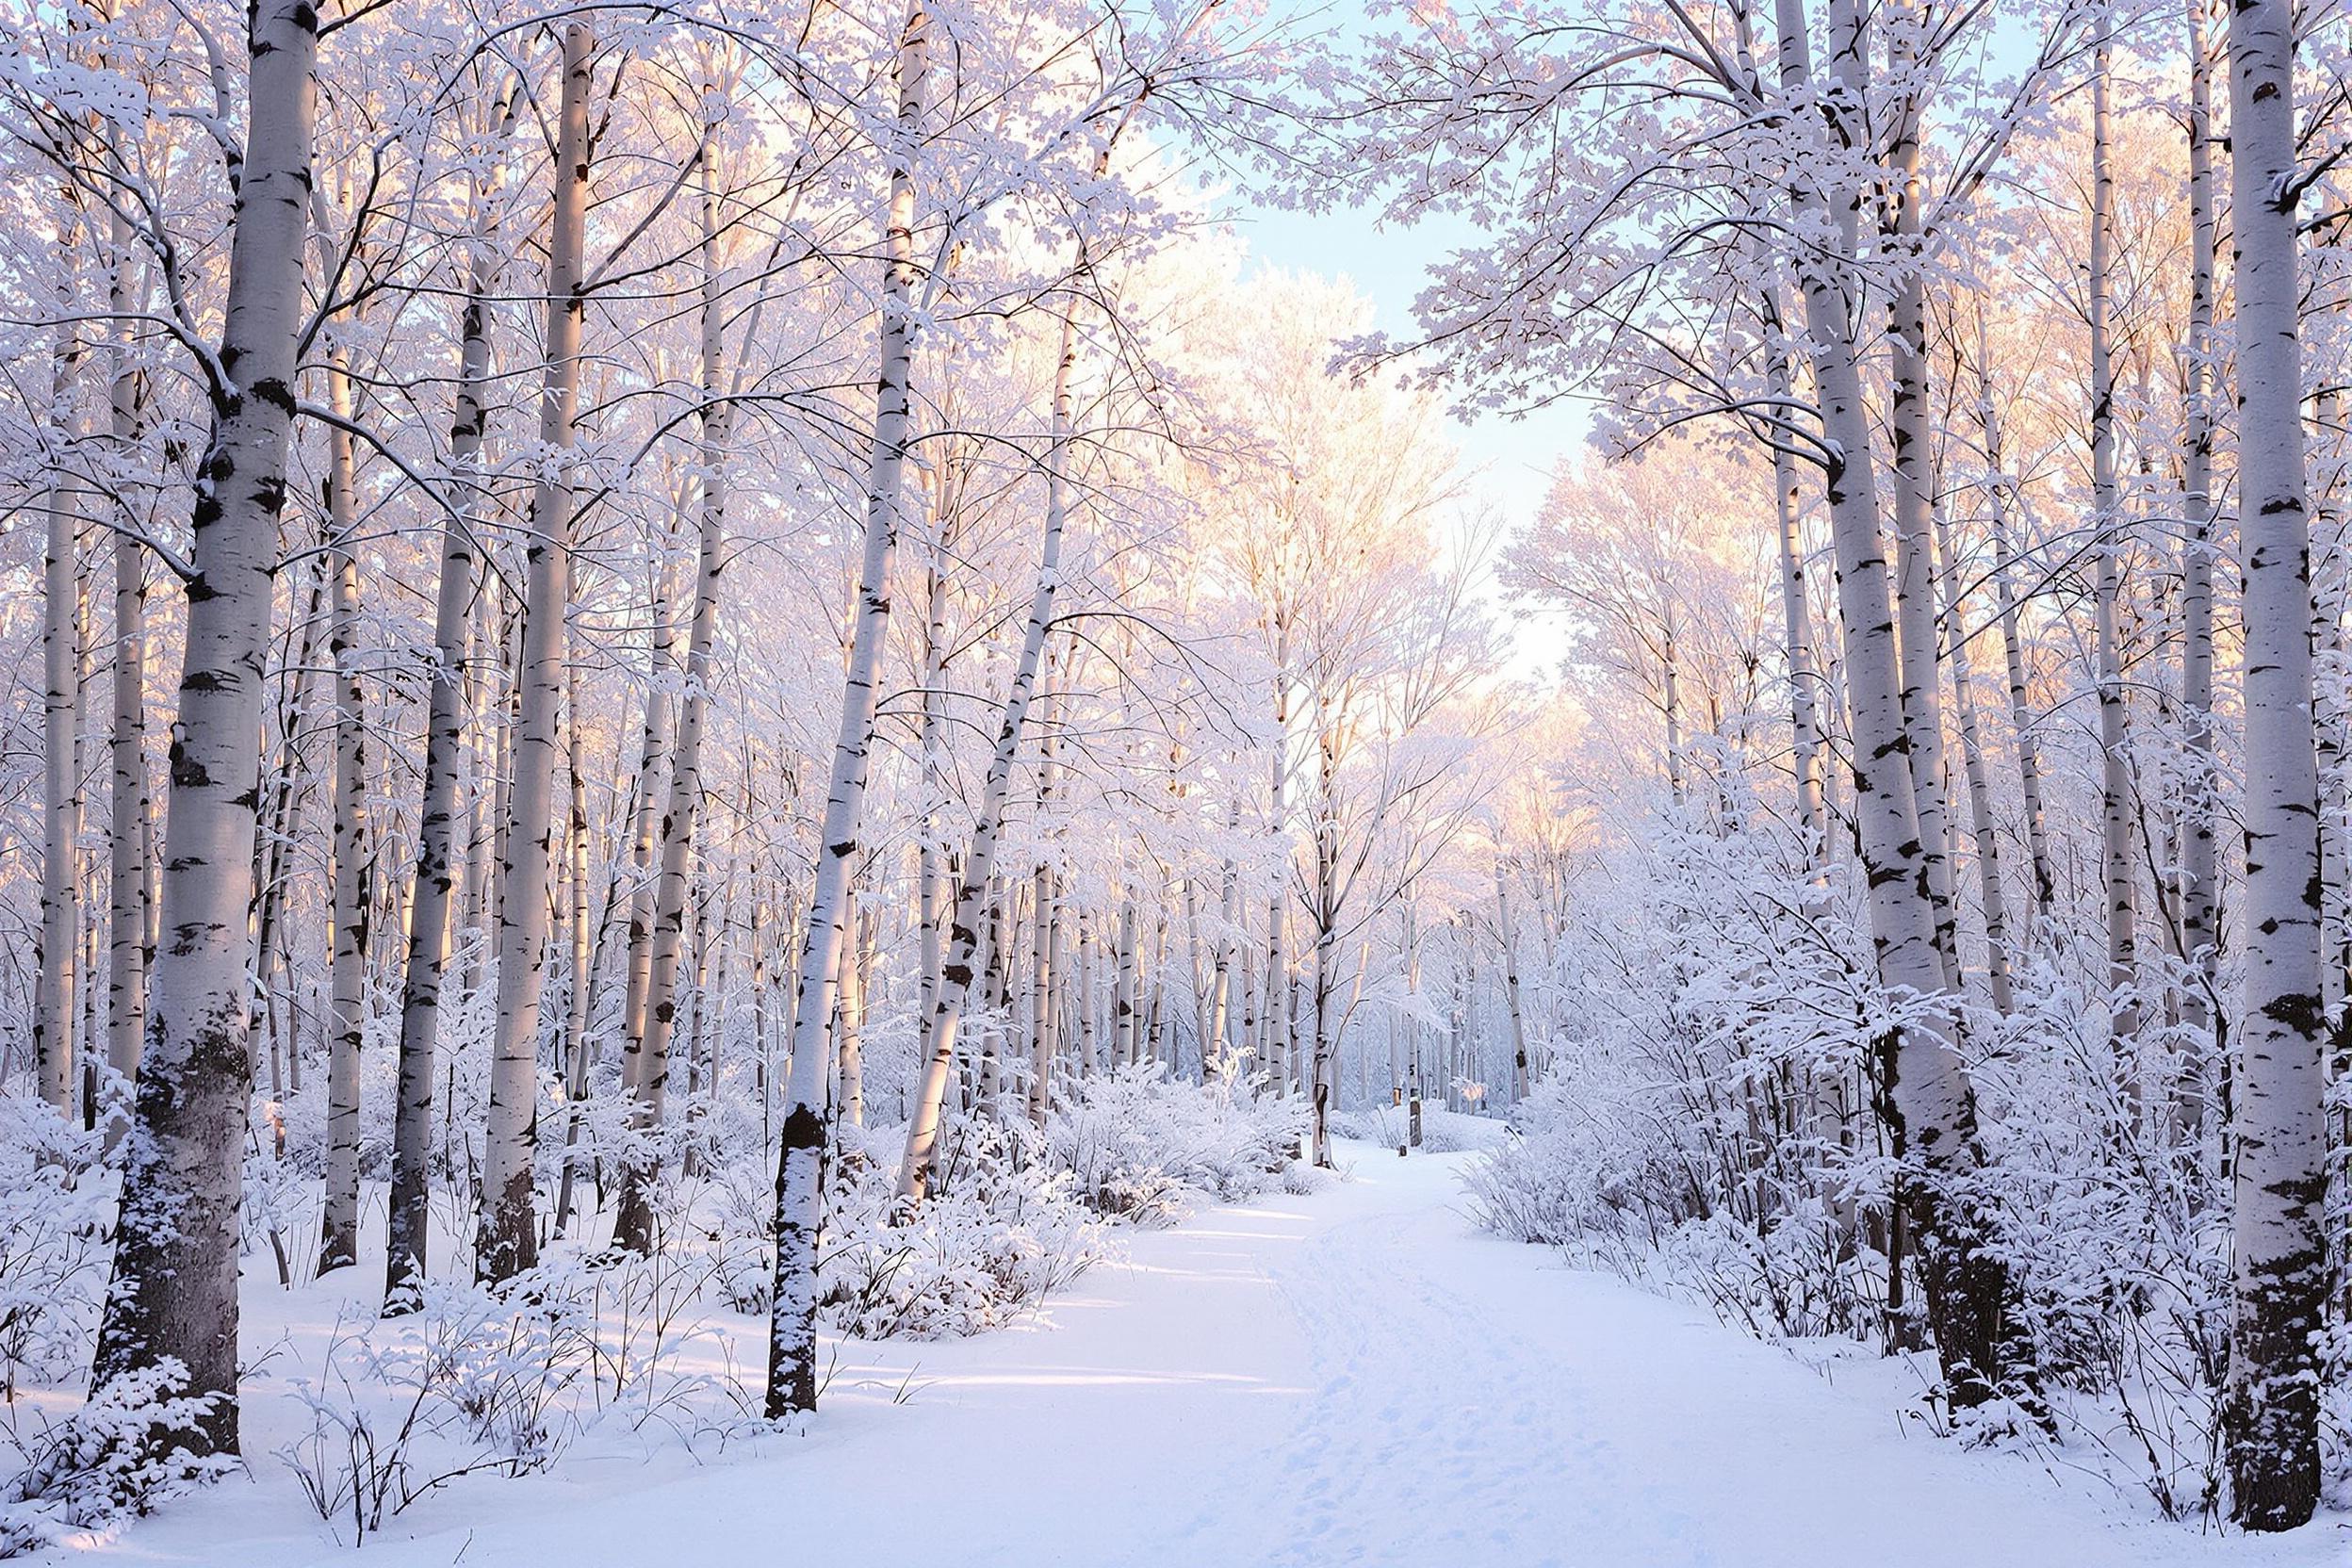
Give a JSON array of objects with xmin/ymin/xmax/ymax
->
[
  {"xmin": 615, "ymin": 141, "xmax": 731, "ymax": 1252},
  {"xmin": 2088, "ymin": 46, "xmax": 2140, "ymax": 1074},
  {"xmin": 1934, "ymin": 505, "xmax": 2014, "ymax": 1013},
  {"xmin": 766, "ymin": 0, "xmax": 930, "ymax": 1419},
  {"xmin": 2176, "ymin": 0, "xmax": 2221, "ymax": 1135},
  {"xmin": 1971, "ymin": 317, "xmax": 2058, "ymax": 923},
  {"xmin": 105, "ymin": 202, "xmax": 150, "ymax": 1104},
  {"xmin": 318, "ymin": 339, "xmax": 372, "ymax": 1274},
  {"xmin": 2222, "ymin": 0, "xmax": 2328, "ymax": 1523},
  {"xmin": 553, "ymin": 666, "xmax": 595, "ymax": 1235},
  {"xmin": 39, "ymin": 258, "xmax": 82, "ymax": 1118},
  {"xmin": 897, "ymin": 285, "xmax": 1085, "ymax": 1197},
  {"xmin": 91, "ymin": 0, "xmax": 321, "ymax": 1453},
  {"xmin": 479, "ymin": 23, "xmax": 594, "ymax": 1283},
  {"xmin": 387, "ymin": 81, "xmax": 511, "ymax": 1308},
  {"xmin": 1774, "ymin": 0, "xmax": 2017, "ymax": 1410},
  {"xmin": 1884, "ymin": 42, "xmax": 1961, "ymax": 991},
  {"xmin": 1765, "ymin": 313, "xmax": 1825, "ymax": 851}
]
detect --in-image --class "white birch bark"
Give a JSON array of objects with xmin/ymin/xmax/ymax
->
[
  {"xmin": 40, "ymin": 254, "xmax": 82, "ymax": 1118},
  {"xmin": 2222, "ymin": 0, "xmax": 2328, "ymax": 1523},
  {"xmin": 479, "ymin": 24, "xmax": 594, "ymax": 1282},
  {"xmin": 896, "ymin": 289, "xmax": 1083, "ymax": 1197},
  {"xmin": 1773, "ymin": 0, "xmax": 2015, "ymax": 1407},
  {"xmin": 766, "ymin": 0, "xmax": 930, "ymax": 1419},
  {"xmin": 318, "ymin": 338, "xmax": 371, "ymax": 1274},
  {"xmin": 387, "ymin": 78, "xmax": 513, "ymax": 1308},
  {"xmin": 2176, "ymin": 0, "xmax": 2221, "ymax": 1134},
  {"xmin": 105, "ymin": 201, "xmax": 150, "ymax": 1102},
  {"xmin": 615, "ymin": 143, "xmax": 731, "ymax": 1250},
  {"xmin": 92, "ymin": 0, "xmax": 320, "ymax": 1453},
  {"xmin": 2088, "ymin": 47, "xmax": 2140, "ymax": 1070}
]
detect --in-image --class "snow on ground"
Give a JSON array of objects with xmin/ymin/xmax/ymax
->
[{"xmin": 47, "ymin": 1141, "xmax": 2349, "ymax": 1568}]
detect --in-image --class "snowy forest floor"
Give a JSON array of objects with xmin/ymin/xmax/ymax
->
[{"xmin": 41, "ymin": 1140, "xmax": 2352, "ymax": 1568}]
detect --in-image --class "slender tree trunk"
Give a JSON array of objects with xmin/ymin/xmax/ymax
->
[
  {"xmin": 1970, "ymin": 315, "xmax": 2058, "ymax": 923},
  {"xmin": 386, "ymin": 82, "xmax": 511, "ymax": 1309},
  {"xmin": 2222, "ymin": 0, "xmax": 2328, "ymax": 1525},
  {"xmin": 766, "ymin": 0, "xmax": 929, "ymax": 1419},
  {"xmin": 621, "ymin": 550, "xmax": 679, "ymax": 1076},
  {"xmin": 614, "ymin": 143, "xmax": 731, "ymax": 1250},
  {"xmin": 1885, "ymin": 51, "xmax": 1961, "ymax": 991},
  {"xmin": 105, "ymin": 204, "xmax": 150, "ymax": 1106},
  {"xmin": 40, "ymin": 255, "xmax": 82, "ymax": 1119},
  {"xmin": 479, "ymin": 24, "xmax": 594, "ymax": 1283},
  {"xmin": 2088, "ymin": 47, "xmax": 2140, "ymax": 1080},
  {"xmin": 553, "ymin": 665, "xmax": 596, "ymax": 1235},
  {"xmin": 1766, "ymin": 311, "xmax": 1825, "ymax": 852},
  {"xmin": 92, "ymin": 0, "xmax": 320, "ymax": 1454},
  {"xmin": 1934, "ymin": 505, "xmax": 2014, "ymax": 1012},
  {"xmin": 318, "ymin": 339, "xmax": 372, "ymax": 1274},
  {"xmin": 2176, "ymin": 0, "xmax": 2221, "ymax": 1138},
  {"xmin": 897, "ymin": 283, "xmax": 1085, "ymax": 1196}
]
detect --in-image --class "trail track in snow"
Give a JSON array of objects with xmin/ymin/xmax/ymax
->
[{"xmin": 110, "ymin": 1141, "xmax": 2345, "ymax": 1568}]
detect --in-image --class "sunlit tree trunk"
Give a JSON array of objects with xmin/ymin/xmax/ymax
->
[
  {"xmin": 39, "ymin": 203, "xmax": 83, "ymax": 1118},
  {"xmin": 615, "ymin": 140, "xmax": 732, "ymax": 1251},
  {"xmin": 92, "ymin": 0, "xmax": 321, "ymax": 1454},
  {"xmin": 1884, "ymin": 29, "xmax": 1961, "ymax": 991},
  {"xmin": 480, "ymin": 23, "xmax": 595, "ymax": 1283},
  {"xmin": 2176, "ymin": 0, "xmax": 2221, "ymax": 1136},
  {"xmin": 1776, "ymin": 0, "xmax": 2016, "ymax": 1410},
  {"xmin": 387, "ymin": 79, "xmax": 513, "ymax": 1308},
  {"xmin": 2221, "ymin": 0, "xmax": 2328, "ymax": 1524},
  {"xmin": 318, "ymin": 337, "xmax": 372, "ymax": 1274},
  {"xmin": 1969, "ymin": 313, "xmax": 2058, "ymax": 923},
  {"xmin": 105, "ymin": 201, "xmax": 150, "ymax": 1107},
  {"xmin": 766, "ymin": 0, "xmax": 930, "ymax": 1419},
  {"xmin": 2087, "ymin": 46, "xmax": 2139, "ymax": 1076}
]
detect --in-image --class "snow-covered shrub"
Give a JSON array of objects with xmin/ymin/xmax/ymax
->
[
  {"xmin": 0, "ymin": 1100, "xmax": 106, "ymax": 1396},
  {"xmin": 1463, "ymin": 822, "xmax": 1907, "ymax": 1347},
  {"xmin": 279, "ymin": 1332, "xmax": 449, "ymax": 1545},
  {"xmin": 704, "ymin": 1157, "xmax": 779, "ymax": 1315},
  {"xmin": 1, "ymin": 1362, "xmax": 234, "ymax": 1557},
  {"xmin": 818, "ymin": 1119, "xmax": 1108, "ymax": 1339},
  {"xmin": 1044, "ymin": 1062, "xmax": 1306, "ymax": 1222}
]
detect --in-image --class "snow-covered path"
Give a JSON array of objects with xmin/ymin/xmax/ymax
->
[{"xmin": 132, "ymin": 1141, "xmax": 2344, "ymax": 1568}]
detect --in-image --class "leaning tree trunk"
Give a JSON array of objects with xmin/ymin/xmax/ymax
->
[
  {"xmin": 91, "ymin": 0, "xmax": 320, "ymax": 1456},
  {"xmin": 479, "ymin": 23, "xmax": 594, "ymax": 1283},
  {"xmin": 766, "ymin": 0, "xmax": 930, "ymax": 1420},
  {"xmin": 2222, "ymin": 0, "xmax": 2328, "ymax": 1527},
  {"xmin": 896, "ymin": 282, "xmax": 1084, "ymax": 1199},
  {"xmin": 386, "ymin": 79, "xmax": 512, "ymax": 1309},
  {"xmin": 614, "ymin": 142, "xmax": 731, "ymax": 1253},
  {"xmin": 318, "ymin": 338, "xmax": 373, "ymax": 1274}
]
